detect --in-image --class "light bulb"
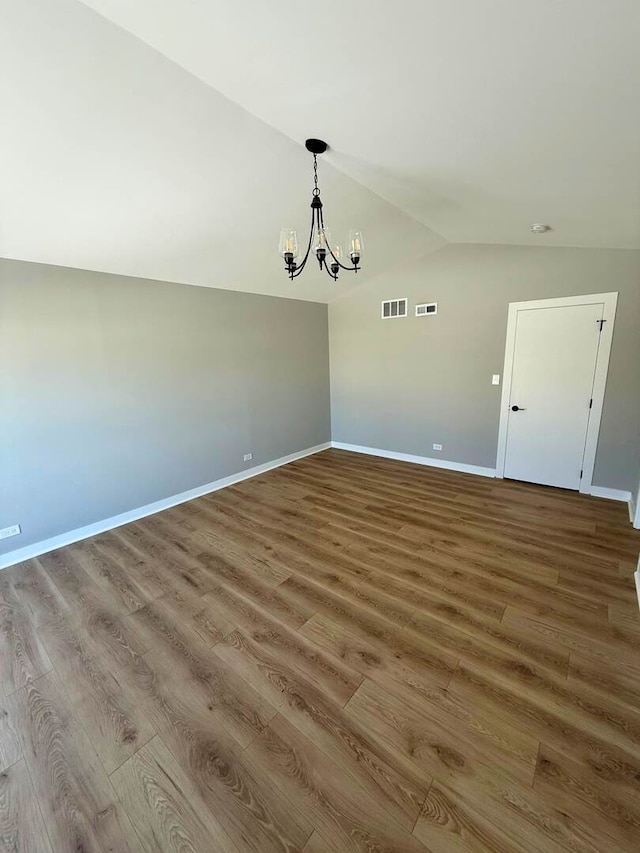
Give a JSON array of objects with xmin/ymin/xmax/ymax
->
[
  {"xmin": 330, "ymin": 244, "xmax": 342, "ymax": 278},
  {"xmin": 314, "ymin": 227, "xmax": 331, "ymax": 257},
  {"xmin": 279, "ymin": 228, "xmax": 299, "ymax": 260},
  {"xmin": 347, "ymin": 229, "xmax": 364, "ymax": 263}
]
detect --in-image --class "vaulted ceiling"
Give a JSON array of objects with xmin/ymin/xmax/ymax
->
[{"xmin": 2, "ymin": 0, "xmax": 639, "ymax": 302}]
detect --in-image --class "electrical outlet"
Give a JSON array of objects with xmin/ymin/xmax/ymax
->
[
  {"xmin": 433, "ymin": 443, "xmax": 443, "ymax": 451},
  {"xmin": 243, "ymin": 453, "xmax": 253, "ymax": 462},
  {"xmin": 0, "ymin": 524, "xmax": 21, "ymax": 540},
  {"xmin": 492, "ymin": 374, "xmax": 501, "ymax": 385}
]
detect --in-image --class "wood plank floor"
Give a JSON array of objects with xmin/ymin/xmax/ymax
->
[{"xmin": 1, "ymin": 448, "xmax": 640, "ymax": 852}]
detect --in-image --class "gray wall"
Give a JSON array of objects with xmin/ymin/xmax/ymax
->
[
  {"xmin": 330, "ymin": 243, "xmax": 640, "ymax": 491},
  {"xmin": 3, "ymin": 244, "xmax": 639, "ymax": 558},
  {"xmin": 1, "ymin": 259, "xmax": 330, "ymax": 555}
]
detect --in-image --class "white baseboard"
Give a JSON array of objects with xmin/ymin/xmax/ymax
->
[
  {"xmin": 331, "ymin": 441, "xmax": 496, "ymax": 478},
  {"xmin": 2, "ymin": 440, "xmax": 634, "ymax": 571},
  {"xmin": 589, "ymin": 485, "xmax": 632, "ymax": 503},
  {"xmin": 0, "ymin": 442, "xmax": 331, "ymax": 571},
  {"xmin": 331, "ymin": 444, "xmax": 637, "ymax": 511}
]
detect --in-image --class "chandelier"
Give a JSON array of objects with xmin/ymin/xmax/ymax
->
[{"xmin": 279, "ymin": 139, "xmax": 364, "ymax": 281}]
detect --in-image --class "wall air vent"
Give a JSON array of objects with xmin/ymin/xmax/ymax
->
[
  {"xmin": 381, "ymin": 298, "xmax": 408, "ymax": 319},
  {"xmin": 416, "ymin": 302, "xmax": 437, "ymax": 316}
]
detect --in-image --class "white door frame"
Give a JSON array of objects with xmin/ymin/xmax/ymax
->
[
  {"xmin": 633, "ymin": 474, "xmax": 640, "ymax": 529},
  {"xmin": 495, "ymin": 291, "xmax": 618, "ymax": 494}
]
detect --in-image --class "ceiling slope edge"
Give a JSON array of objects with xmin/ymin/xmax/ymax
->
[
  {"xmin": 75, "ymin": 0, "xmax": 447, "ymax": 243},
  {"xmin": 0, "ymin": 0, "xmax": 442, "ymax": 303}
]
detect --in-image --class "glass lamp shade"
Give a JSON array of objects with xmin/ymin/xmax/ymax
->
[
  {"xmin": 314, "ymin": 227, "xmax": 331, "ymax": 256},
  {"xmin": 347, "ymin": 229, "xmax": 364, "ymax": 260},
  {"xmin": 279, "ymin": 228, "xmax": 299, "ymax": 259},
  {"xmin": 329, "ymin": 244, "xmax": 342, "ymax": 278}
]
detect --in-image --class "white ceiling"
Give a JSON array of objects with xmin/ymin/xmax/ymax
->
[{"xmin": 2, "ymin": 0, "xmax": 639, "ymax": 303}]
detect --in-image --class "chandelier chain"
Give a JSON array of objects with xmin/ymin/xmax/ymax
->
[{"xmin": 312, "ymin": 154, "xmax": 320, "ymax": 197}]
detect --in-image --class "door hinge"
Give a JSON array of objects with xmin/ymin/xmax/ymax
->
[
  {"xmin": 580, "ymin": 469, "xmax": 583, "ymax": 479},
  {"xmin": 597, "ymin": 319, "xmax": 607, "ymax": 332},
  {"xmin": 589, "ymin": 398, "xmax": 593, "ymax": 409}
]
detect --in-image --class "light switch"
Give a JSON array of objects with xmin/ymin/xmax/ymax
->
[{"xmin": 492, "ymin": 374, "xmax": 500, "ymax": 385}]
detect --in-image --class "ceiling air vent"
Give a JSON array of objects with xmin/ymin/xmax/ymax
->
[
  {"xmin": 416, "ymin": 302, "xmax": 437, "ymax": 317},
  {"xmin": 381, "ymin": 298, "xmax": 408, "ymax": 319}
]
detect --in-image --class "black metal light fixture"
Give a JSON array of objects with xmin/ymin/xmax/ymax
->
[{"xmin": 279, "ymin": 139, "xmax": 364, "ymax": 281}]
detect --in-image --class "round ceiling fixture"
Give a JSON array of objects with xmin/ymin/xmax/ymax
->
[
  {"xmin": 530, "ymin": 223, "xmax": 552, "ymax": 234},
  {"xmin": 304, "ymin": 138, "xmax": 328, "ymax": 155}
]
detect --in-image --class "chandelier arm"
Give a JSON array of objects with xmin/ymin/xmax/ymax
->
[
  {"xmin": 290, "ymin": 262, "xmax": 308, "ymax": 279},
  {"xmin": 318, "ymin": 206, "xmax": 360, "ymax": 271},
  {"xmin": 321, "ymin": 256, "xmax": 338, "ymax": 281},
  {"xmin": 324, "ymin": 251, "xmax": 358, "ymax": 272},
  {"xmin": 289, "ymin": 203, "xmax": 318, "ymax": 279}
]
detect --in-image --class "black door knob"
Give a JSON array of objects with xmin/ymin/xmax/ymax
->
[{"xmin": 511, "ymin": 405, "xmax": 526, "ymax": 411}]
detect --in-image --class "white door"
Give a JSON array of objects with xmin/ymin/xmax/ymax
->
[{"xmin": 503, "ymin": 302, "xmax": 603, "ymax": 490}]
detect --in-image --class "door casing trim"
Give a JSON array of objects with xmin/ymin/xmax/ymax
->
[{"xmin": 495, "ymin": 291, "xmax": 618, "ymax": 494}]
